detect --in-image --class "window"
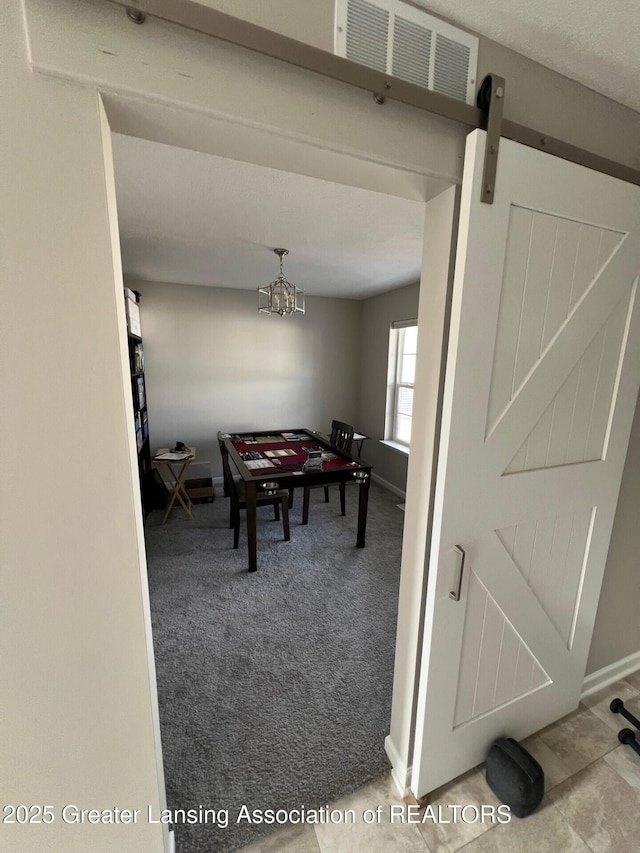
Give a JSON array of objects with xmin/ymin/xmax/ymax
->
[{"xmin": 386, "ymin": 319, "xmax": 418, "ymax": 448}]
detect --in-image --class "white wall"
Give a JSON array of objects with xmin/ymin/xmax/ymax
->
[
  {"xmin": 199, "ymin": 0, "xmax": 335, "ymax": 50},
  {"xmin": 1, "ymin": 3, "xmax": 165, "ymax": 851},
  {"xmin": 27, "ymin": 0, "xmax": 465, "ymax": 192},
  {"xmin": 130, "ymin": 280, "xmax": 361, "ymax": 479}
]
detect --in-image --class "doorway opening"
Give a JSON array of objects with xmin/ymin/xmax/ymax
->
[{"xmin": 108, "ymin": 126, "xmax": 455, "ymax": 851}]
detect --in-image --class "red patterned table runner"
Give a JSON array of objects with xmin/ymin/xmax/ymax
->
[{"xmin": 230, "ymin": 433, "xmax": 359, "ymax": 476}]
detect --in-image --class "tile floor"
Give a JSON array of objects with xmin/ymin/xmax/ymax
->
[{"xmin": 237, "ymin": 671, "xmax": 640, "ymax": 853}]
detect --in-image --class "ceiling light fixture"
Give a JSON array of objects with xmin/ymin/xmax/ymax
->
[{"xmin": 258, "ymin": 248, "xmax": 305, "ymax": 317}]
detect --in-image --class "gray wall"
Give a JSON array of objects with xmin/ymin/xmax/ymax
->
[
  {"xmin": 358, "ymin": 282, "xmax": 420, "ymax": 491},
  {"xmin": 587, "ymin": 397, "xmax": 640, "ymax": 673},
  {"xmin": 131, "ymin": 279, "xmax": 361, "ymax": 481},
  {"xmin": 133, "ymin": 276, "xmax": 419, "ymax": 494}
]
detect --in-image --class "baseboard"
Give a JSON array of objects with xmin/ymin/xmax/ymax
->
[
  {"xmin": 372, "ymin": 473, "xmax": 406, "ymax": 500},
  {"xmin": 168, "ymin": 826, "xmax": 175, "ymax": 853},
  {"xmin": 581, "ymin": 649, "xmax": 640, "ymax": 700},
  {"xmin": 385, "ymin": 734, "xmax": 412, "ymax": 798}
]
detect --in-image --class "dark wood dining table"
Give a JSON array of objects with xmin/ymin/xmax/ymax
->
[{"xmin": 223, "ymin": 428, "xmax": 373, "ymax": 572}]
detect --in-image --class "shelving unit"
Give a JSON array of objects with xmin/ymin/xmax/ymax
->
[{"xmin": 125, "ymin": 289, "xmax": 152, "ymax": 518}]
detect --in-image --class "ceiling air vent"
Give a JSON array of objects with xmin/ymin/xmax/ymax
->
[{"xmin": 336, "ymin": 0, "xmax": 478, "ymax": 105}]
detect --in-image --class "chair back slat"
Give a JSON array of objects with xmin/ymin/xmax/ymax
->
[{"xmin": 329, "ymin": 419, "xmax": 355, "ymax": 454}]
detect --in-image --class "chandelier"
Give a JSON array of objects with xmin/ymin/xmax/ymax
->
[{"xmin": 258, "ymin": 248, "xmax": 305, "ymax": 317}]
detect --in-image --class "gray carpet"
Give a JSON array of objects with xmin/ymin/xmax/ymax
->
[{"xmin": 145, "ymin": 482, "xmax": 404, "ymax": 852}]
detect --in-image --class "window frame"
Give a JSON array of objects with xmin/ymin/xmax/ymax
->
[{"xmin": 385, "ymin": 318, "xmax": 418, "ymax": 450}]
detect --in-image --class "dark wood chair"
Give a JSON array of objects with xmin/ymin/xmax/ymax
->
[
  {"xmin": 218, "ymin": 435, "xmax": 290, "ymax": 548},
  {"xmin": 302, "ymin": 419, "xmax": 355, "ymax": 525}
]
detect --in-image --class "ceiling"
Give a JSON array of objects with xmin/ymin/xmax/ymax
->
[
  {"xmin": 112, "ymin": 134, "xmax": 426, "ymax": 299},
  {"xmin": 113, "ymin": 1, "xmax": 639, "ymax": 299}
]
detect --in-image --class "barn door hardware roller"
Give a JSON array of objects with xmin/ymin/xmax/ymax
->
[{"xmin": 477, "ymin": 74, "xmax": 505, "ymax": 205}]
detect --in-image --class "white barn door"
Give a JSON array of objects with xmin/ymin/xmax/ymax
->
[{"xmin": 412, "ymin": 129, "xmax": 640, "ymax": 797}]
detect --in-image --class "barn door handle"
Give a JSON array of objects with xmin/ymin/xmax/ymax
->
[{"xmin": 450, "ymin": 546, "xmax": 466, "ymax": 601}]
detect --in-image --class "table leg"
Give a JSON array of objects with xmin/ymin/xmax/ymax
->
[
  {"xmin": 246, "ymin": 480, "xmax": 258, "ymax": 572},
  {"xmin": 302, "ymin": 486, "xmax": 310, "ymax": 525},
  {"xmin": 161, "ymin": 463, "xmax": 182, "ymax": 524},
  {"xmin": 160, "ymin": 460, "xmax": 193, "ymax": 524},
  {"xmin": 161, "ymin": 481, "xmax": 177, "ymax": 525},
  {"xmin": 356, "ymin": 474, "xmax": 371, "ymax": 548},
  {"xmin": 173, "ymin": 461, "xmax": 193, "ymax": 517}
]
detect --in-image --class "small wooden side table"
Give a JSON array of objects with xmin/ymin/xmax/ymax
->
[
  {"xmin": 152, "ymin": 447, "xmax": 196, "ymax": 524},
  {"xmin": 353, "ymin": 432, "xmax": 370, "ymax": 457}
]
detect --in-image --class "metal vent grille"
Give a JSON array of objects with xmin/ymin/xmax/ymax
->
[
  {"xmin": 336, "ymin": 0, "xmax": 478, "ymax": 105},
  {"xmin": 433, "ymin": 34, "xmax": 470, "ymax": 101},
  {"xmin": 346, "ymin": 0, "xmax": 390, "ymax": 72},
  {"xmin": 392, "ymin": 16, "xmax": 432, "ymax": 88}
]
